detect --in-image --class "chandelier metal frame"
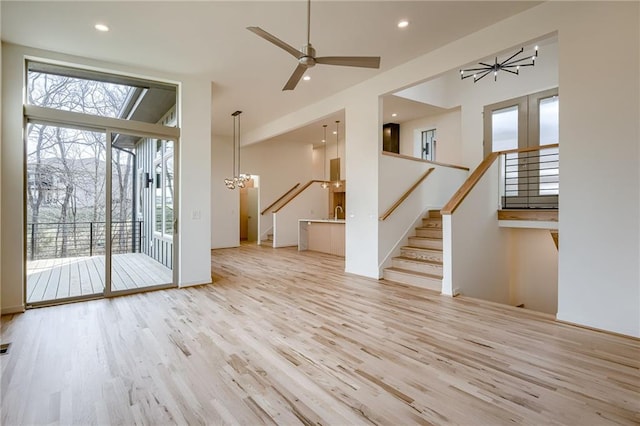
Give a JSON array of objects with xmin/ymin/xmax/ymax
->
[{"xmin": 460, "ymin": 46, "xmax": 538, "ymax": 83}]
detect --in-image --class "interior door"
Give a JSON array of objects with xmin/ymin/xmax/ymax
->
[
  {"xmin": 107, "ymin": 131, "xmax": 177, "ymax": 295},
  {"xmin": 484, "ymin": 88, "xmax": 558, "ymax": 207}
]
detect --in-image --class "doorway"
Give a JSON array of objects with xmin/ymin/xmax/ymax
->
[
  {"xmin": 239, "ymin": 176, "xmax": 259, "ymax": 242},
  {"xmin": 484, "ymin": 88, "xmax": 559, "ymax": 208},
  {"xmin": 24, "ymin": 60, "xmax": 179, "ymax": 306}
]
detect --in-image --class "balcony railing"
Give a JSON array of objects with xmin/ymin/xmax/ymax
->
[
  {"xmin": 500, "ymin": 146, "xmax": 559, "ymax": 209},
  {"xmin": 27, "ymin": 221, "xmax": 142, "ymax": 260}
]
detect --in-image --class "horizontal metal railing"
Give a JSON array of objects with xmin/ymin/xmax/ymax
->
[
  {"xmin": 501, "ymin": 147, "xmax": 559, "ymax": 209},
  {"xmin": 26, "ymin": 221, "xmax": 142, "ymax": 260}
]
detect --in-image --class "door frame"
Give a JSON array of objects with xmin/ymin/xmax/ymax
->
[{"xmin": 105, "ymin": 130, "xmax": 179, "ymax": 298}]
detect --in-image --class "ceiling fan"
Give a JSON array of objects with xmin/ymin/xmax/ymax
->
[{"xmin": 247, "ymin": 0, "xmax": 381, "ymax": 91}]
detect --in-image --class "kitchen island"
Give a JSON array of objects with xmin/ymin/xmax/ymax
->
[{"xmin": 298, "ymin": 219, "xmax": 345, "ymax": 257}]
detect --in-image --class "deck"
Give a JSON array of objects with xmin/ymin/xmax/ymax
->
[{"xmin": 26, "ymin": 253, "xmax": 172, "ymax": 304}]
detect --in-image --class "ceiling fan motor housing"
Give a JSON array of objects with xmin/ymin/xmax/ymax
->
[{"xmin": 299, "ymin": 45, "xmax": 316, "ymax": 67}]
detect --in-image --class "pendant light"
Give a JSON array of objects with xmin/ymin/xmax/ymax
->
[
  {"xmin": 321, "ymin": 124, "xmax": 329, "ymax": 189},
  {"xmin": 334, "ymin": 120, "xmax": 341, "ymax": 188},
  {"xmin": 224, "ymin": 110, "xmax": 251, "ymax": 190}
]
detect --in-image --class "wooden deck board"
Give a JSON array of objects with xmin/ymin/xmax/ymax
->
[
  {"xmin": 5, "ymin": 244, "xmax": 638, "ymax": 424},
  {"xmin": 26, "ymin": 254, "xmax": 172, "ymax": 303}
]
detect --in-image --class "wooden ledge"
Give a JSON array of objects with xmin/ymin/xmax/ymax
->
[
  {"xmin": 497, "ymin": 209, "xmax": 558, "ymax": 222},
  {"xmin": 381, "ymin": 151, "xmax": 469, "ymax": 171}
]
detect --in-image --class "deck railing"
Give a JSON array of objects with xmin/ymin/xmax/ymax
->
[
  {"xmin": 500, "ymin": 146, "xmax": 559, "ymax": 209},
  {"xmin": 27, "ymin": 221, "xmax": 143, "ymax": 260}
]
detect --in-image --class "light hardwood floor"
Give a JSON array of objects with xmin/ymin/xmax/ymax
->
[{"xmin": 2, "ymin": 244, "xmax": 639, "ymax": 425}]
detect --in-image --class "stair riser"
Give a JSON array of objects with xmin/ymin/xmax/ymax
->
[
  {"xmin": 428, "ymin": 210, "xmax": 442, "ymax": 219},
  {"xmin": 383, "ymin": 270, "xmax": 442, "ymax": 292},
  {"xmin": 392, "ymin": 258, "xmax": 443, "ymax": 275},
  {"xmin": 415, "ymin": 228, "xmax": 442, "ymax": 238},
  {"xmin": 421, "ymin": 219, "xmax": 442, "ymax": 229},
  {"xmin": 397, "ymin": 249, "xmax": 443, "ymax": 262},
  {"xmin": 409, "ymin": 236, "xmax": 442, "ymax": 247},
  {"xmin": 402, "ymin": 249, "xmax": 442, "ymax": 262}
]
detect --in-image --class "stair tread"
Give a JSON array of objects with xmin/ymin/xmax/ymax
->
[
  {"xmin": 384, "ymin": 267, "xmax": 442, "ymax": 279},
  {"xmin": 394, "ymin": 255, "xmax": 442, "ymax": 265},
  {"xmin": 409, "ymin": 235, "xmax": 442, "ymax": 241},
  {"xmin": 401, "ymin": 245, "xmax": 442, "ymax": 252}
]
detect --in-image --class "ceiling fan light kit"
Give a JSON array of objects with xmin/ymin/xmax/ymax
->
[{"xmin": 247, "ymin": 0, "xmax": 381, "ymax": 91}]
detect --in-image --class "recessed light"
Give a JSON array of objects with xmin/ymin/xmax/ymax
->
[
  {"xmin": 332, "ymin": 131, "xmax": 337, "ymax": 135},
  {"xmin": 303, "ymin": 75, "xmax": 311, "ymax": 81},
  {"xmin": 95, "ymin": 23, "xmax": 109, "ymax": 32},
  {"xmin": 397, "ymin": 20, "xmax": 409, "ymax": 29},
  {"xmin": 391, "ymin": 113, "xmax": 398, "ymax": 117}
]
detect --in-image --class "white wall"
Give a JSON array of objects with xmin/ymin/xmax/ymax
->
[
  {"xmin": 398, "ymin": 108, "xmax": 462, "ymax": 164},
  {"xmin": 210, "ymin": 133, "xmax": 239, "ymax": 249},
  {"xmin": 220, "ymin": 2, "xmax": 640, "ymax": 336},
  {"xmin": 241, "ymin": 138, "xmax": 316, "ymax": 240},
  {"xmin": 509, "ymin": 228, "xmax": 558, "ymax": 315},
  {"xmin": 444, "ymin": 161, "xmax": 511, "ymax": 303},
  {"xmin": 555, "ymin": 2, "xmax": 639, "ymax": 337},
  {"xmin": 272, "ymin": 184, "xmax": 328, "ymax": 247},
  {"xmin": 1, "ymin": 43, "xmax": 212, "ymax": 312}
]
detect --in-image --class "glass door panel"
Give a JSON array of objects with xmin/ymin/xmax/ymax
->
[
  {"xmin": 491, "ymin": 105, "xmax": 520, "ymax": 197},
  {"xmin": 25, "ymin": 122, "xmax": 106, "ymax": 304},
  {"xmin": 538, "ymin": 95, "xmax": 559, "ymax": 195},
  {"xmin": 109, "ymin": 132, "xmax": 175, "ymax": 294}
]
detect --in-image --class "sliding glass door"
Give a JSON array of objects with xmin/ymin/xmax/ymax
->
[
  {"xmin": 108, "ymin": 132, "xmax": 176, "ymax": 295},
  {"xmin": 25, "ymin": 123, "xmax": 108, "ymax": 304}
]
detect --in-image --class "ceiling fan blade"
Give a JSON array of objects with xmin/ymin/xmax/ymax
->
[
  {"xmin": 283, "ymin": 64, "xmax": 307, "ymax": 91},
  {"xmin": 315, "ymin": 56, "xmax": 381, "ymax": 69},
  {"xmin": 247, "ymin": 27, "xmax": 303, "ymax": 59}
]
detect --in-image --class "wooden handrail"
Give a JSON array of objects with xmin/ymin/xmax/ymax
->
[
  {"xmin": 441, "ymin": 143, "xmax": 559, "ymax": 215},
  {"xmin": 381, "ymin": 151, "xmax": 470, "ymax": 171},
  {"xmin": 272, "ymin": 180, "xmax": 328, "ymax": 213},
  {"xmin": 379, "ymin": 168, "xmax": 435, "ymax": 221},
  {"xmin": 261, "ymin": 183, "xmax": 300, "ymax": 215}
]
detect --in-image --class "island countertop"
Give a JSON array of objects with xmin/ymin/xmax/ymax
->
[{"xmin": 298, "ymin": 219, "xmax": 345, "ymax": 256}]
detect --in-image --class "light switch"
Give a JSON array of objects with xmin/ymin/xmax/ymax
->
[{"xmin": 192, "ymin": 210, "xmax": 201, "ymax": 220}]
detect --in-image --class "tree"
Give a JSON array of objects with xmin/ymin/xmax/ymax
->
[{"xmin": 26, "ymin": 71, "xmax": 132, "ymax": 259}]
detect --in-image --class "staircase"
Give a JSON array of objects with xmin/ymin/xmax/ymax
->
[
  {"xmin": 261, "ymin": 232, "xmax": 273, "ymax": 247},
  {"xmin": 383, "ymin": 209, "xmax": 443, "ymax": 292}
]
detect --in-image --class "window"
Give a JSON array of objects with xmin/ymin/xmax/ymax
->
[
  {"xmin": 27, "ymin": 61, "xmax": 177, "ymax": 125},
  {"xmin": 154, "ymin": 140, "xmax": 174, "ymax": 238}
]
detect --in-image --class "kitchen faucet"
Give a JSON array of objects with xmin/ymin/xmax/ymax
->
[{"xmin": 334, "ymin": 205, "xmax": 344, "ymax": 221}]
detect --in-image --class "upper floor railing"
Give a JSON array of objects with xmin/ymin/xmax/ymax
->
[
  {"xmin": 27, "ymin": 220, "xmax": 142, "ymax": 260},
  {"xmin": 442, "ymin": 144, "xmax": 559, "ymax": 214},
  {"xmin": 500, "ymin": 145, "xmax": 559, "ymax": 209}
]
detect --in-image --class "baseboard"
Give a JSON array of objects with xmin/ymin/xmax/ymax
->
[
  {"xmin": 179, "ymin": 280, "xmax": 212, "ymax": 288},
  {"xmin": 1, "ymin": 304, "xmax": 26, "ymax": 315}
]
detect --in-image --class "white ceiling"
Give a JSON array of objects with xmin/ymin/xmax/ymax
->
[{"xmin": 1, "ymin": 1, "xmax": 540, "ymax": 142}]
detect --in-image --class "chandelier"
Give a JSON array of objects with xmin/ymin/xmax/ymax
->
[
  {"xmin": 460, "ymin": 46, "xmax": 538, "ymax": 83},
  {"xmin": 224, "ymin": 110, "xmax": 251, "ymax": 190}
]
